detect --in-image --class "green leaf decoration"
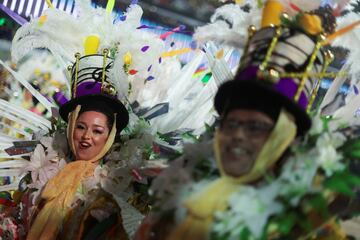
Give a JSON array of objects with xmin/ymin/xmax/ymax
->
[
  {"xmin": 49, "ymin": 117, "xmax": 67, "ymax": 135},
  {"xmin": 320, "ymin": 115, "xmax": 333, "ymax": 132},
  {"xmin": 182, "ymin": 132, "xmax": 199, "ymax": 143},
  {"xmin": 349, "ymin": 149, "xmax": 360, "ymax": 159},
  {"xmin": 325, "ymin": 179, "xmax": 354, "ymax": 196},
  {"xmin": 240, "ymin": 227, "xmax": 251, "ymax": 240},
  {"xmin": 306, "ymin": 194, "xmax": 329, "ymax": 219},
  {"xmin": 297, "ymin": 215, "xmax": 312, "ymax": 234},
  {"xmin": 341, "ymin": 139, "xmax": 358, "ymax": 150},
  {"xmin": 341, "ymin": 138, "xmax": 360, "ymax": 159},
  {"xmin": 276, "ymin": 212, "xmax": 297, "ymax": 235},
  {"xmin": 209, "ymin": 230, "xmax": 230, "ymax": 240},
  {"xmin": 0, "ymin": 191, "xmax": 12, "ymax": 200},
  {"xmin": 205, "ymin": 123, "xmax": 215, "ymax": 134},
  {"xmin": 323, "ymin": 170, "xmax": 360, "ymax": 197},
  {"xmin": 280, "ymin": 14, "xmax": 293, "ymax": 27}
]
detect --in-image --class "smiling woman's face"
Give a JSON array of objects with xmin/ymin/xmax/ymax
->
[{"xmin": 73, "ymin": 111, "xmax": 110, "ymax": 161}]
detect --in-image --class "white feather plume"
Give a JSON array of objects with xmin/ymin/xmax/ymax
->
[
  {"xmin": 11, "ymin": 0, "xmax": 164, "ymax": 101},
  {"xmin": 332, "ymin": 12, "xmax": 360, "ymax": 85},
  {"xmin": 194, "ymin": 4, "xmax": 261, "ymax": 48},
  {"xmin": 12, "ymin": 8, "xmax": 85, "ymax": 63}
]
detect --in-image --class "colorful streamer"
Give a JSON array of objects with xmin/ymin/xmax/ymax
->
[
  {"xmin": 325, "ymin": 20, "xmax": 360, "ymax": 45},
  {"xmin": 161, "ymin": 48, "xmax": 192, "ymax": 58},
  {"xmin": 45, "ymin": 0, "xmax": 54, "ymax": 8},
  {"xmin": 0, "ymin": 3, "xmax": 27, "ymax": 26},
  {"xmin": 137, "ymin": 24, "xmax": 193, "ymax": 35},
  {"xmin": 106, "ymin": 0, "xmax": 115, "ymax": 13},
  {"xmin": 160, "ymin": 25, "xmax": 186, "ymax": 40}
]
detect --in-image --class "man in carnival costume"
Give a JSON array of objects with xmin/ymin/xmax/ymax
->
[
  {"xmin": 136, "ymin": 1, "xmax": 360, "ymax": 239},
  {"xmin": 0, "ymin": 1, "xmax": 167, "ymax": 239}
]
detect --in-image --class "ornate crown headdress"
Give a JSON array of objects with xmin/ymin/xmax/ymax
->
[
  {"xmin": 214, "ymin": 0, "xmax": 342, "ymax": 134},
  {"xmin": 69, "ymin": 49, "xmax": 117, "ymax": 99}
]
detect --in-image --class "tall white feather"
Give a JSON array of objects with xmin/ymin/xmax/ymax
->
[
  {"xmin": 332, "ymin": 12, "xmax": 360, "ymax": 85},
  {"xmin": 194, "ymin": 4, "xmax": 261, "ymax": 48}
]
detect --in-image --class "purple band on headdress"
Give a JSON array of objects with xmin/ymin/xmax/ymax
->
[
  {"xmin": 76, "ymin": 81, "xmax": 102, "ymax": 97},
  {"xmin": 237, "ymin": 66, "xmax": 308, "ymax": 110},
  {"xmin": 68, "ymin": 81, "xmax": 117, "ymax": 100},
  {"xmin": 53, "ymin": 92, "xmax": 69, "ymax": 106},
  {"xmin": 56, "ymin": 82, "xmax": 117, "ymax": 106},
  {"xmin": 274, "ymin": 78, "xmax": 308, "ymax": 109}
]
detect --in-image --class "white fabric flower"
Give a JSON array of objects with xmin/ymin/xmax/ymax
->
[
  {"xmin": 316, "ymin": 132, "xmax": 346, "ymax": 149},
  {"xmin": 309, "ymin": 114, "xmax": 324, "ymax": 135},
  {"xmin": 40, "ymin": 137, "xmax": 58, "ymax": 161},
  {"xmin": 215, "ymin": 185, "xmax": 283, "ymax": 238},
  {"xmin": 23, "ymin": 143, "xmax": 66, "ymax": 190},
  {"xmin": 21, "ymin": 136, "xmax": 66, "ymax": 204},
  {"xmin": 279, "ymin": 156, "xmax": 318, "ymax": 205},
  {"xmin": 316, "ymin": 133, "xmax": 345, "ymax": 176},
  {"xmin": 150, "ymin": 157, "xmax": 195, "ymax": 211},
  {"xmin": 118, "ymin": 133, "xmax": 154, "ymax": 167},
  {"xmin": 94, "ymin": 164, "xmax": 132, "ymax": 199},
  {"xmin": 317, "ymin": 145, "xmax": 344, "ymax": 176}
]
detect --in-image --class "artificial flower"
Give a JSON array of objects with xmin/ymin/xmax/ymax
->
[
  {"xmin": 24, "ymin": 145, "xmax": 63, "ymax": 190},
  {"xmin": 22, "ymin": 137, "xmax": 67, "ymax": 192},
  {"xmin": 317, "ymin": 145, "xmax": 344, "ymax": 176},
  {"xmin": 299, "ymin": 13, "xmax": 323, "ymax": 35},
  {"xmin": 214, "ymin": 184, "xmax": 283, "ymax": 239},
  {"xmin": 316, "ymin": 132, "xmax": 346, "ymax": 149},
  {"xmin": 309, "ymin": 113, "xmax": 324, "ymax": 135},
  {"xmin": 315, "ymin": 132, "xmax": 345, "ymax": 176},
  {"xmin": 279, "ymin": 155, "xmax": 318, "ymax": 205},
  {"xmin": 94, "ymin": 163, "xmax": 132, "ymax": 198}
]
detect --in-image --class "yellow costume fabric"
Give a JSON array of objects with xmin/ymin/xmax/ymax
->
[
  {"xmin": 27, "ymin": 105, "xmax": 117, "ymax": 240},
  {"xmin": 168, "ymin": 110, "xmax": 297, "ymax": 240}
]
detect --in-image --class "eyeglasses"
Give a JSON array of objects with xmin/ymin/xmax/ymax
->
[{"xmin": 221, "ymin": 119, "xmax": 274, "ymax": 137}]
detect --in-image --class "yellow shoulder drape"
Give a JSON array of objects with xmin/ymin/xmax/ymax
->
[
  {"xmin": 168, "ymin": 110, "xmax": 297, "ymax": 240},
  {"xmin": 27, "ymin": 105, "xmax": 117, "ymax": 240}
]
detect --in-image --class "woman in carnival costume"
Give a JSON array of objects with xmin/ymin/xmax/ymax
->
[
  {"xmin": 26, "ymin": 47, "xmax": 131, "ymax": 239},
  {"xmin": 0, "ymin": 0, "xmax": 222, "ymax": 239},
  {"xmin": 136, "ymin": 1, "xmax": 360, "ymax": 239},
  {"xmin": 1, "ymin": 10, "xmax": 136, "ymax": 240}
]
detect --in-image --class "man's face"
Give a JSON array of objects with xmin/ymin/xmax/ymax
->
[{"xmin": 218, "ymin": 109, "xmax": 275, "ymax": 177}]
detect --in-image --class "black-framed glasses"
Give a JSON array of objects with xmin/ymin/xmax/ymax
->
[{"xmin": 221, "ymin": 119, "xmax": 274, "ymax": 137}]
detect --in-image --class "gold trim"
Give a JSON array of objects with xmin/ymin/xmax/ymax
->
[
  {"xmin": 294, "ymin": 35, "xmax": 325, "ymax": 102},
  {"xmin": 306, "ymin": 50, "xmax": 334, "ymax": 112},
  {"xmin": 101, "ymin": 49, "xmax": 109, "ymax": 90},
  {"xmin": 280, "ymin": 71, "xmax": 346, "ymax": 79},
  {"xmin": 239, "ymin": 25, "xmax": 257, "ymax": 68},
  {"xmin": 258, "ymin": 26, "xmax": 282, "ymax": 72},
  {"xmin": 73, "ymin": 53, "xmax": 81, "ymax": 99}
]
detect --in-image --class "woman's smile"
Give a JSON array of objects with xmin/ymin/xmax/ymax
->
[{"xmin": 73, "ymin": 111, "xmax": 110, "ymax": 161}]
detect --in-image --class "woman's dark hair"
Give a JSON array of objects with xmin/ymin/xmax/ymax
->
[{"xmin": 78, "ymin": 100, "xmax": 115, "ymax": 129}]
